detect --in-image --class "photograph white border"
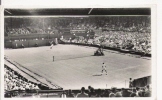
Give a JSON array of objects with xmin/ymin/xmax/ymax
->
[{"xmin": 1, "ymin": 2, "xmax": 158, "ymax": 100}]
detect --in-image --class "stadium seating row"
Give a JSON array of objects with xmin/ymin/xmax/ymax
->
[
  {"xmin": 5, "ymin": 16, "xmax": 150, "ymax": 36},
  {"xmin": 5, "ymin": 39, "xmax": 56, "ymax": 48},
  {"xmin": 5, "ymin": 85, "xmax": 151, "ymax": 98}
]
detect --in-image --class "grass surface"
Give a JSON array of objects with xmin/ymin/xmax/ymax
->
[{"xmin": 5, "ymin": 44, "xmax": 151, "ymax": 89}]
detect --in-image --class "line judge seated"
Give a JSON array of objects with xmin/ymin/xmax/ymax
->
[
  {"xmin": 15, "ymin": 43, "xmax": 18, "ymax": 49},
  {"xmin": 21, "ymin": 44, "xmax": 25, "ymax": 48},
  {"xmin": 35, "ymin": 43, "xmax": 38, "ymax": 47}
]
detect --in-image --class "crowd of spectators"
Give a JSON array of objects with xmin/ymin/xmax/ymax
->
[
  {"xmin": 4, "ymin": 65, "xmax": 40, "ymax": 91},
  {"xmin": 64, "ymin": 85, "xmax": 151, "ymax": 98},
  {"xmin": 6, "ymin": 27, "xmax": 56, "ymax": 36},
  {"xmin": 5, "ymin": 17, "xmax": 151, "ymax": 54},
  {"xmin": 61, "ymin": 30, "xmax": 151, "ymax": 55},
  {"xmin": 7, "ymin": 28, "xmax": 30, "ymax": 35},
  {"xmin": 96, "ymin": 31, "xmax": 151, "ymax": 54},
  {"xmin": 5, "ymin": 16, "xmax": 150, "ymax": 35}
]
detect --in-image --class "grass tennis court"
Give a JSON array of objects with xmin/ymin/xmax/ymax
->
[{"xmin": 5, "ymin": 44, "xmax": 151, "ymax": 89}]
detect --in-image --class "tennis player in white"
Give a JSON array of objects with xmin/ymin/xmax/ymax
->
[
  {"xmin": 50, "ymin": 41, "xmax": 54, "ymax": 49},
  {"xmin": 101, "ymin": 63, "xmax": 107, "ymax": 75}
]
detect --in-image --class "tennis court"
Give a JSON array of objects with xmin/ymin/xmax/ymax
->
[{"xmin": 5, "ymin": 44, "xmax": 151, "ymax": 89}]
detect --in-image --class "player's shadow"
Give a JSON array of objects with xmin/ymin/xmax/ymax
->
[
  {"xmin": 92, "ymin": 74, "xmax": 102, "ymax": 76},
  {"xmin": 92, "ymin": 55, "xmax": 104, "ymax": 57}
]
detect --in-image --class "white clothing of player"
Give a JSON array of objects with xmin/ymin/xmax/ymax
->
[
  {"xmin": 50, "ymin": 41, "xmax": 54, "ymax": 49},
  {"xmin": 101, "ymin": 63, "xmax": 107, "ymax": 75}
]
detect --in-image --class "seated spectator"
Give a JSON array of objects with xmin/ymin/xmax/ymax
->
[
  {"xmin": 121, "ymin": 88, "xmax": 131, "ymax": 97},
  {"xmin": 35, "ymin": 43, "xmax": 38, "ymax": 47},
  {"xmin": 76, "ymin": 87, "xmax": 89, "ymax": 98},
  {"xmin": 109, "ymin": 87, "xmax": 116, "ymax": 97},
  {"xmin": 130, "ymin": 92, "xmax": 137, "ymax": 97},
  {"xmin": 115, "ymin": 91, "xmax": 122, "ymax": 97},
  {"xmin": 135, "ymin": 87, "xmax": 141, "ymax": 97},
  {"xmin": 144, "ymin": 85, "xmax": 151, "ymax": 97},
  {"xmin": 95, "ymin": 89, "xmax": 102, "ymax": 97},
  {"xmin": 138, "ymin": 89, "xmax": 145, "ymax": 97},
  {"xmin": 33, "ymin": 83, "xmax": 40, "ymax": 90},
  {"xmin": 100, "ymin": 89, "xmax": 109, "ymax": 97},
  {"xmin": 21, "ymin": 44, "xmax": 25, "ymax": 48},
  {"xmin": 109, "ymin": 93, "xmax": 115, "ymax": 97},
  {"xmin": 15, "ymin": 43, "xmax": 18, "ymax": 49},
  {"xmin": 88, "ymin": 86, "xmax": 92, "ymax": 96},
  {"xmin": 89, "ymin": 87, "xmax": 96, "ymax": 97}
]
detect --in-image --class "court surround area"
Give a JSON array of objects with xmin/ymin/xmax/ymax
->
[{"xmin": 5, "ymin": 44, "xmax": 151, "ymax": 89}]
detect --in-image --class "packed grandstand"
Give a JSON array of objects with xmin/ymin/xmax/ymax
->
[
  {"xmin": 4, "ymin": 15, "xmax": 151, "ymax": 98},
  {"xmin": 5, "ymin": 16, "xmax": 151, "ymax": 54}
]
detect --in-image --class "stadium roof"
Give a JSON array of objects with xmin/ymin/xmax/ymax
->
[{"xmin": 4, "ymin": 8, "xmax": 151, "ymax": 16}]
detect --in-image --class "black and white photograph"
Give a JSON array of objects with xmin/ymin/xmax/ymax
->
[{"xmin": 3, "ymin": 8, "xmax": 154, "ymax": 98}]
